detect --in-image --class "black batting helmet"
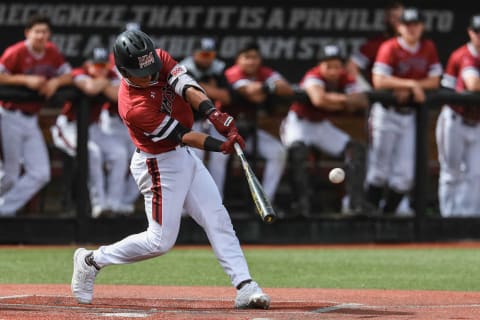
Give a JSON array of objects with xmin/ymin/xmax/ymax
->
[{"xmin": 113, "ymin": 30, "xmax": 162, "ymax": 78}]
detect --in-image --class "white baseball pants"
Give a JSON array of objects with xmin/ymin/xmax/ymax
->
[
  {"xmin": 92, "ymin": 146, "xmax": 252, "ymax": 287},
  {"xmin": 280, "ymin": 111, "xmax": 350, "ymax": 156},
  {"xmin": 435, "ymin": 106, "xmax": 480, "ymax": 217},
  {"xmin": 0, "ymin": 107, "xmax": 50, "ymax": 216},
  {"xmin": 366, "ymin": 103, "xmax": 416, "ymax": 192}
]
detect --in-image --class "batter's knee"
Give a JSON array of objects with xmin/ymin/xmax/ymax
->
[{"xmin": 146, "ymin": 232, "xmax": 176, "ymax": 255}]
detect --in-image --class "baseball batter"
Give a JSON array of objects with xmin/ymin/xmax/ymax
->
[
  {"xmin": 436, "ymin": 14, "xmax": 480, "ymax": 217},
  {"xmin": 0, "ymin": 14, "xmax": 72, "ymax": 216},
  {"xmin": 280, "ymin": 43, "xmax": 367, "ymax": 217},
  {"xmin": 365, "ymin": 8, "xmax": 442, "ymax": 214},
  {"xmin": 224, "ymin": 41, "xmax": 294, "ymax": 202},
  {"xmin": 71, "ymin": 30, "xmax": 270, "ymax": 309}
]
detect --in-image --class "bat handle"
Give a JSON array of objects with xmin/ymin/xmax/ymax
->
[{"xmin": 234, "ymin": 142, "xmax": 244, "ymax": 157}]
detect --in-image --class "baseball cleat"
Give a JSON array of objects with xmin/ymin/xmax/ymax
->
[
  {"xmin": 234, "ymin": 281, "xmax": 270, "ymax": 309},
  {"xmin": 71, "ymin": 248, "xmax": 99, "ymax": 304}
]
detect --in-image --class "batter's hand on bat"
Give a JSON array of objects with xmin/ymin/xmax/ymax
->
[
  {"xmin": 220, "ymin": 131, "xmax": 245, "ymax": 154},
  {"xmin": 208, "ymin": 110, "xmax": 236, "ymax": 137}
]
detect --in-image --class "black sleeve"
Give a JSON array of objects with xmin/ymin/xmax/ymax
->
[{"xmin": 166, "ymin": 122, "xmax": 191, "ymax": 144}]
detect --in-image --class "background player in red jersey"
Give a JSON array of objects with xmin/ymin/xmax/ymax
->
[
  {"xmin": 0, "ymin": 14, "xmax": 72, "ymax": 216},
  {"xmin": 51, "ymin": 47, "xmax": 136, "ymax": 217},
  {"xmin": 435, "ymin": 14, "xmax": 480, "ymax": 217},
  {"xmin": 364, "ymin": 8, "xmax": 442, "ymax": 214},
  {"xmin": 71, "ymin": 30, "xmax": 270, "ymax": 310},
  {"xmin": 347, "ymin": 1, "xmax": 404, "ymax": 91},
  {"xmin": 224, "ymin": 41, "xmax": 294, "ymax": 205},
  {"xmin": 280, "ymin": 44, "xmax": 367, "ymax": 217}
]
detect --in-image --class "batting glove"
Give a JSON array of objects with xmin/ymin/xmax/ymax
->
[
  {"xmin": 208, "ymin": 110, "xmax": 238, "ymax": 138},
  {"xmin": 220, "ymin": 131, "xmax": 245, "ymax": 154}
]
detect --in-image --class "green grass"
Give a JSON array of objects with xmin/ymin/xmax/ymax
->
[{"xmin": 1, "ymin": 246, "xmax": 479, "ymax": 291}]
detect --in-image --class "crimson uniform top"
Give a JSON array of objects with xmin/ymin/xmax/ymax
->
[
  {"xmin": 441, "ymin": 43, "xmax": 480, "ymax": 121},
  {"xmin": 372, "ymin": 37, "xmax": 442, "ymax": 81},
  {"xmin": 224, "ymin": 64, "xmax": 283, "ymax": 120},
  {"xmin": 351, "ymin": 34, "xmax": 390, "ymax": 82},
  {"xmin": 61, "ymin": 67, "xmax": 120, "ymax": 123},
  {"xmin": 0, "ymin": 40, "xmax": 71, "ymax": 114},
  {"xmin": 289, "ymin": 67, "xmax": 358, "ymax": 122},
  {"xmin": 118, "ymin": 49, "xmax": 194, "ymax": 154}
]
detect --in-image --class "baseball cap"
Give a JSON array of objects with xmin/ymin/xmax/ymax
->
[
  {"xmin": 318, "ymin": 44, "xmax": 345, "ymax": 62},
  {"xmin": 90, "ymin": 47, "xmax": 109, "ymax": 64},
  {"xmin": 194, "ymin": 37, "xmax": 216, "ymax": 52},
  {"xmin": 469, "ymin": 14, "xmax": 480, "ymax": 31},
  {"xmin": 400, "ymin": 8, "xmax": 425, "ymax": 24}
]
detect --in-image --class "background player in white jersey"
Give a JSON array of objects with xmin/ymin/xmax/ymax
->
[
  {"xmin": 365, "ymin": 8, "xmax": 442, "ymax": 214},
  {"xmin": 224, "ymin": 41, "xmax": 294, "ymax": 204},
  {"xmin": 0, "ymin": 14, "xmax": 72, "ymax": 216},
  {"xmin": 71, "ymin": 30, "xmax": 270, "ymax": 309},
  {"xmin": 435, "ymin": 14, "xmax": 480, "ymax": 216},
  {"xmin": 179, "ymin": 37, "xmax": 232, "ymax": 197},
  {"xmin": 280, "ymin": 44, "xmax": 367, "ymax": 217}
]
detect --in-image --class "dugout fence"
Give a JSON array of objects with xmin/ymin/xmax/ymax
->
[{"xmin": 0, "ymin": 85, "xmax": 479, "ymax": 243}]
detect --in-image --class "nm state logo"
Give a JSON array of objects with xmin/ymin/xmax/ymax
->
[{"xmin": 138, "ymin": 52, "xmax": 154, "ymax": 69}]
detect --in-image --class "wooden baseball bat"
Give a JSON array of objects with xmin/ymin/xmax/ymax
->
[{"xmin": 234, "ymin": 143, "xmax": 277, "ymax": 224}]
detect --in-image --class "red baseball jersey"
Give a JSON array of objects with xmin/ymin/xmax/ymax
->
[
  {"xmin": 290, "ymin": 66, "xmax": 358, "ymax": 122},
  {"xmin": 60, "ymin": 67, "xmax": 119, "ymax": 123},
  {"xmin": 118, "ymin": 49, "xmax": 194, "ymax": 154},
  {"xmin": 0, "ymin": 40, "xmax": 71, "ymax": 114},
  {"xmin": 351, "ymin": 34, "xmax": 390, "ymax": 82},
  {"xmin": 224, "ymin": 64, "xmax": 283, "ymax": 120},
  {"xmin": 442, "ymin": 43, "xmax": 480, "ymax": 120},
  {"xmin": 372, "ymin": 37, "xmax": 442, "ymax": 80}
]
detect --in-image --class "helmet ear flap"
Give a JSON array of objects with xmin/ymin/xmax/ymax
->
[{"xmin": 117, "ymin": 66, "xmax": 129, "ymax": 78}]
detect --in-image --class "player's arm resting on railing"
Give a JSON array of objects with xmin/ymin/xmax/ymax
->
[
  {"xmin": 102, "ymin": 81, "xmax": 119, "ymax": 102},
  {"xmin": 0, "ymin": 72, "xmax": 47, "ymax": 91},
  {"xmin": 74, "ymin": 76, "xmax": 109, "ymax": 96},
  {"xmin": 236, "ymin": 81, "xmax": 267, "ymax": 104},
  {"xmin": 305, "ymin": 82, "xmax": 346, "ymax": 111},
  {"xmin": 462, "ymin": 72, "xmax": 480, "ymax": 92},
  {"xmin": 269, "ymin": 78, "xmax": 295, "ymax": 96},
  {"xmin": 372, "ymin": 73, "xmax": 440, "ymax": 104},
  {"xmin": 39, "ymin": 73, "xmax": 73, "ymax": 98}
]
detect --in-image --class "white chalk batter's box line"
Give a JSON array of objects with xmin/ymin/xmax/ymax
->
[{"xmin": 2, "ymin": 294, "xmax": 480, "ymax": 314}]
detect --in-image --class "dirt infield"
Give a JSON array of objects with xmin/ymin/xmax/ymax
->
[{"xmin": 1, "ymin": 284, "xmax": 479, "ymax": 319}]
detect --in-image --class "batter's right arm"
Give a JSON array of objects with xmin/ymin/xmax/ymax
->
[{"xmin": 165, "ymin": 120, "xmax": 245, "ymax": 154}]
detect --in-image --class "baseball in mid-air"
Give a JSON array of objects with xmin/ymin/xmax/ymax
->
[{"xmin": 329, "ymin": 167, "xmax": 345, "ymax": 184}]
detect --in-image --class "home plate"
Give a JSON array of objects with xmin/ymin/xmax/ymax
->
[{"xmin": 98, "ymin": 312, "xmax": 149, "ymax": 318}]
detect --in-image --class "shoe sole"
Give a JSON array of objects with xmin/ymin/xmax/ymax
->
[
  {"xmin": 71, "ymin": 248, "xmax": 92, "ymax": 304},
  {"xmin": 235, "ymin": 293, "xmax": 270, "ymax": 309},
  {"xmin": 249, "ymin": 294, "xmax": 270, "ymax": 309}
]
